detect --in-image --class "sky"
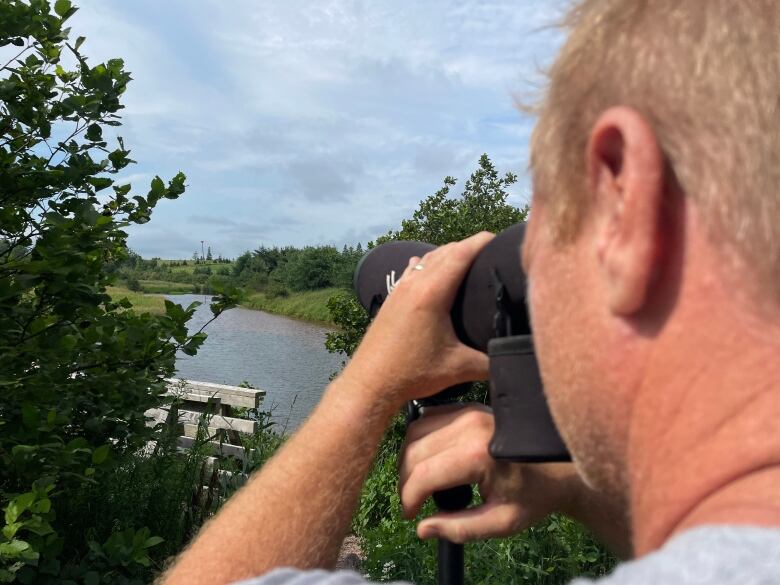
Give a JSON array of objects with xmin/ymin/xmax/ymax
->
[{"xmin": 69, "ymin": 1, "xmax": 568, "ymax": 259}]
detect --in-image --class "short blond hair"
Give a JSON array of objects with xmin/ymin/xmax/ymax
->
[{"xmin": 530, "ymin": 0, "xmax": 780, "ymax": 296}]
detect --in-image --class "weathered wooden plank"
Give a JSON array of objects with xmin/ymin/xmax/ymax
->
[
  {"xmin": 148, "ymin": 407, "xmax": 257, "ymax": 434},
  {"xmin": 181, "ymin": 412, "xmax": 257, "ymax": 434},
  {"xmin": 166, "ymin": 378, "xmax": 265, "ymax": 409},
  {"xmin": 177, "ymin": 436, "xmax": 252, "ymax": 460},
  {"xmin": 176, "ymin": 393, "xmax": 222, "ymax": 406}
]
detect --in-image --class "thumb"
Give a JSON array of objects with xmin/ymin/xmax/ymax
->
[
  {"xmin": 448, "ymin": 345, "xmax": 490, "ymax": 384},
  {"xmin": 417, "ymin": 502, "xmax": 524, "ymax": 544}
]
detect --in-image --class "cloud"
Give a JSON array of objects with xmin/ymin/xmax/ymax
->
[{"xmin": 68, "ymin": 0, "xmax": 567, "ymax": 257}]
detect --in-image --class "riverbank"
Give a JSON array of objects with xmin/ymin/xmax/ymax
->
[
  {"xmin": 109, "ymin": 283, "xmax": 340, "ymax": 325},
  {"xmin": 241, "ymin": 288, "xmax": 338, "ymax": 325},
  {"xmin": 106, "ymin": 286, "xmax": 167, "ymax": 314}
]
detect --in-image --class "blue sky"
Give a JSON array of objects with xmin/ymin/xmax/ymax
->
[{"xmin": 70, "ymin": 1, "xmax": 567, "ymax": 259}]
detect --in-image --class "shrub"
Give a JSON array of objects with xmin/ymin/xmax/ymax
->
[
  {"xmin": 126, "ymin": 276, "xmax": 142, "ymax": 292},
  {"xmin": 0, "ymin": 2, "xmax": 236, "ymax": 581},
  {"xmin": 265, "ymin": 281, "xmax": 290, "ymax": 299}
]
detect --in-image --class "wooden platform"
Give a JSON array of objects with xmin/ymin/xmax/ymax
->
[{"xmin": 146, "ymin": 378, "xmax": 266, "ymax": 463}]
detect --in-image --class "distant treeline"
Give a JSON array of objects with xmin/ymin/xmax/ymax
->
[
  {"xmin": 232, "ymin": 244, "xmax": 364, "ymax": 296},
  {"xmin": 111, "ymin": 244, "xmax": 365, "ymax": 296}
]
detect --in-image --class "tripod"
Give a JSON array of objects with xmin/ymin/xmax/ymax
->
[{"xmin": 406, "ymin": 397, "xmax": 473, "ymax": 585}]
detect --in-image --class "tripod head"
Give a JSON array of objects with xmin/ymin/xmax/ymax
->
[{"xmin": 353, "ymin": 222, "xmax": 570, "ymax": 463}]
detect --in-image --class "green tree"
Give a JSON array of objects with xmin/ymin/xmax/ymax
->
[
  {"xmin": 376, "ymin": 153, "xmax": 526, "ymax": 245},
  {"xmin": 326, "ymin": 153, "xmax": 528, "ymax": 358},
  {"xmin": 0, "ymin": 2, "xmax": 235, "ymax": 581}
]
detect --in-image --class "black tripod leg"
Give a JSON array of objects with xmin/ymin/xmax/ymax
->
[
  {"xmin": 438, "ymin": 539, "xmax": 464, "ymax": 585},
  {"xmin": 407, "ymin": 400, "xmax": 472, "ymax": 585}
]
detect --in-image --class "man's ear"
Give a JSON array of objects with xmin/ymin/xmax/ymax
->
[{"xmin": 587, "ymin": 106, "xmax": 665, "ymax": 316}]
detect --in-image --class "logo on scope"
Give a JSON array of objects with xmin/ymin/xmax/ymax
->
[{"xmin": 386, "ymin": 270, "xmax": 399, "ymax": 295}]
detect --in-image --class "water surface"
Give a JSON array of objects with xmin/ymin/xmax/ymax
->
[{"xmin": 169, "ymin": 294, "xmax": 345, "ymax": 432}]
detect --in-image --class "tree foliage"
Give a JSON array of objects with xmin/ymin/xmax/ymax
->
[
  {"xmin": 376, "ymin": 153, "xmax": 527, "ymax": 246},
  {"xmin": 0, "ymin": 2, "xmax": 234, "ymax": 581},
  {"xmin": 231, "ymin": 244, "xmax": 363, "ymax": 294}
]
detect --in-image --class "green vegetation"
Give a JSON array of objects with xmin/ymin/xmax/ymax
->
[
  {"xmin": 107, "ymin": 254, "xmax": 232, "ymax": 295},
  {"xmin": 0, "ymin": 3, "xmax": 238, "ymax": 582},
  {"xmin": 243, "ymin": 288, "xmax": 339, "ymax": 324},
  {"xmin": 106, "ymin": 286, "xmax": 167, "ymax": 314},
  {"xmin": 137, "ymin": 280, "xmax": 196, "ymax": 294},
  {"xmin": 113, "ymin": 243, "xmax": 362, "ymax": 324}
]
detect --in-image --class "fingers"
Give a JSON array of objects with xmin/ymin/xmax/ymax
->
[
  {"xmin": 401, "ymin": 406, "xmax": 494, "ymax": 474},
  {"xmin": 401, "ymin": 255, "xmax": 421, "ymax": 280},
  {"xmin": 406, "ymin": 404, "xmax": 471, "ymax": 443},
  {"xmin": 417, "ymin": 502, "xmax": 525, "ymax": 543},
  {"xmin": 400, "ymin": 445, "xmax": 488, "ymax": 518},
  {"xmin": 409, "ymin": 232, "xmax": 495, "ymax": 305},
  {"xmin": 401, "ymin": 406, "xmax": 493, "ymax": 478}
]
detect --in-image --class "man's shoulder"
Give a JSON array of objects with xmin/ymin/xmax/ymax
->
[
  {"xmin": 233, "ymin": 568, "xmax": 410, "ymax": 585},
  {"xmin": 575, "ymin": 525, "xmax": 780, "ymax": 585},
  {"xmin": 236, "ymin": 525, "xmax": 780, "ymax": 585}
]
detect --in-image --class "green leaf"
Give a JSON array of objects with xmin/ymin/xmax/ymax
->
[
  {"xmin": 21, "ymin": 404, "xmax": 39, "ymax": 429},
  {"xmin": 75, "ymin": 36, "xmax": 86, "ymax": 50},
  {"xmin": 0, "ymin": 540, "xmax": 30, "ymax": 556},
  {"xmin": 54, "ymin": 0, "xmax": 72, "ymax": 17},
  {"xmin": 85, "ymin": 124, "xmax": 102, "ymax": 142},
  {"xmin": 60, "ymin": 335, "xmax": 76, "ymax": 351},
  {"xmin": 150, "ymin": 176, "xmax": 165, "ymax": 195},
  {"xmin": 5, "ymin": 492, "xmax": 35, "ymax": 524},
  {"xmin": 2, "ymin": 523, "xmax": 21, "ymax": 540},
  {"xmin": 143, "ymin": 536, "xmax": 164, "ymax": 549},
  {"xmin": 87, "ymin": 177, "xmax": 113, "ymax": 192},
  {"xmin": 30, "ymin": 498, "xmax": 51, "ymax": 514},
  {"xmin": 83, "ymin": 571, "xmax": 100, "ymax": 585},
  {"xmin": 91, "ymin": 444, "xmax": 110, "ymax": 465}
]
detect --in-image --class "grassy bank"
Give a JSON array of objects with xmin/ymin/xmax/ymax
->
[
  {"xmin": 242, "ymin": 288, "xmax": 339, "ymax": 325},
  {"xmin": 107, "ymin": 286, "xmax": 167, "ymax": 314},
  {"xmin": 139, "ymin": 279, "xmax": 196, "ymax": 294}
]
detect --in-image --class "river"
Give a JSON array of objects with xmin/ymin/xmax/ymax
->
[{"xmin": 168, "ymin": 294, "xmax": 345, "ymax": 432}]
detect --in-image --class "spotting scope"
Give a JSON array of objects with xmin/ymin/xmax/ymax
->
[{"xmin": 353, "ymin": 222, "xmax": 570, "ymax": 462}]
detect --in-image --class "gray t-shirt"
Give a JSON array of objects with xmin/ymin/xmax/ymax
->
[{"xmin": 236, "ymin": 525, "xmax": 780, "ymax": 585}]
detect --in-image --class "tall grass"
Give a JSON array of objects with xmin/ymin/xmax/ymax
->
[
  {"xmin": 242, "ymin": 288, "xmax": 339, "ymax": 324},
  {"xmin": 106, "ymin": 286, "xmax": 167, "ymax": 314},
  {"xmin": 140, "ymin": 280, "xmax": 196, "ymax": 294}
]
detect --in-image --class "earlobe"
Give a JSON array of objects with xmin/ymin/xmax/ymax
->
[{"xmin": 587, "ymin": 107, "xmax": 665, "ymax": 316}]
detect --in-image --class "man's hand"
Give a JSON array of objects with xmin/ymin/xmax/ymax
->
[
  {"xmin": 398, "ymin": 404, "xmax": 633, "ymax": 556},
  {"xmin": 344, "ymin": 232, "xmax": 494, "ymax": 406},
  {"xmin": 399, "ymin": 404, "xmax": 577, "ymax": 543}
]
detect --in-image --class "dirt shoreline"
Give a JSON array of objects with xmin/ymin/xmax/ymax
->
[{"xmin": 336, "ymin": 535, "xmax": 364, "ymax": 571}]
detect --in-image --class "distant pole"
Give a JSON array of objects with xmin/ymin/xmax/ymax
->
[{"xmin": 201, "ymin": 240, "xmax": 204, "ymax": 261}]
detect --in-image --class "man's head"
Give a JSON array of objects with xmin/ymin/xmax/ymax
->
[{"xmin": 522, "ymin": 0, "xmax": 780, "ymax": 501}]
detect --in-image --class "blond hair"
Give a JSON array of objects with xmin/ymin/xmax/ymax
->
[{"xmin": 530, "ymin": 0, "xmax": 780, "ymax": 295}]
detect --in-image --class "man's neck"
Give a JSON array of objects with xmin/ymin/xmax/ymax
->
[{"xmin": 626, "ymin": 292, "xmax": 780, "ymax": 556}]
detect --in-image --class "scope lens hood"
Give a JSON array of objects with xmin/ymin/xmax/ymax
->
[{"xmin": 353, "ymin": 240, "xmax": 436, "ymax": 317}]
